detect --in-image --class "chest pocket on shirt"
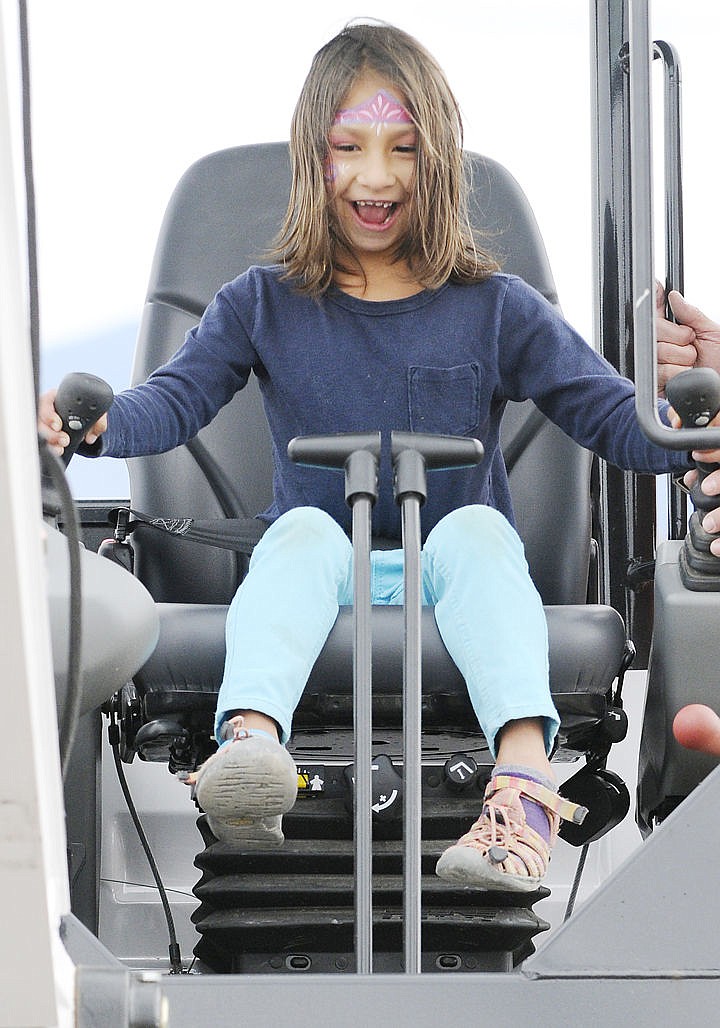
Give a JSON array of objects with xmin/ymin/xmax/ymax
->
[{"xmin": 407, "ymin": 362, "xmax": 481, "ymax": 436}]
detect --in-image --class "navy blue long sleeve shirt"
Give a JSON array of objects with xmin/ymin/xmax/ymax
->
[{"xmin": 95, "ymin": 266, "xmax": 689, "ymax": 540}]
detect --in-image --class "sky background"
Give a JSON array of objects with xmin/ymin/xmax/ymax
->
[{"xmin": 19, "ymin": 1, "xmax": 720, "ymax": 494}]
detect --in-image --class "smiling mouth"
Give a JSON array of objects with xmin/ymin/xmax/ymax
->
[{"xmin": 352, "ymin": 200, "xmax": 399, "ymax": 226}]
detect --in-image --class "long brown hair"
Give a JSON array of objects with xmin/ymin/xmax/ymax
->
[{"xmin": 273, "ymin": 22, "xmax": 499, "ymax": 296}]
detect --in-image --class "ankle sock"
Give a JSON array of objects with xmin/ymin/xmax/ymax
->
[
  {"xmin": 492, "ymin": 764, "xmax": 555, "ymax": 844},
  {"xmin": 218, "ymin": 727, "xmax": 279, "ymax": 749}
]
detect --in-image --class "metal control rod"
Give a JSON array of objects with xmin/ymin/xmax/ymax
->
[
  {"xmin": 288, "ymin": 432, "xmax": 380, "ymax": 974},
  {"xmin": 393, "ymin": 446, "xmax": 424, "ymax": 975},
  {"xmin": 349, "ymin": 451, "xmax": 377, "ymax": 975},
  {"xmin": 628, "ymin": 0, "xmax": 720, "ymax": 450},
  {"xmin": 391, "ymin": 432, "xmax": 483, "ymax": 975}
]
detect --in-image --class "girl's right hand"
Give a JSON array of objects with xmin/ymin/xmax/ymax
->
[{"xmin": 38, "ymin": 387, "xmax": 108, "ymax": 456}]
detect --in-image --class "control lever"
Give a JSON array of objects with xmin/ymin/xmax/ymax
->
[
  {"xmin": 54, "ymin": 371, "xmax": 114, "ymax": 466},
  {"xmin": 666, "ymin": 368, "xmax": 720, "ymax": 590},
  {"xmin": 666, "ymin": 368, "xmax": 720, "ymax": 510},
  {"xmin": 390, "ymin": 430, "xmax": 483, "ymax": 976},
  {"xmin": 289, "ymin": 431, "xmax": 380, "ymax": 975}
]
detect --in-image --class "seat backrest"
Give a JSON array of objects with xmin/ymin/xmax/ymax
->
[{"xmin": 128, "ymin": 143, "xmax": 591, "ymax": 606}]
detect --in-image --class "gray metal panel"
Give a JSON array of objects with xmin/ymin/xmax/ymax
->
[
  {"xmin": 637, "ymin": 541, "xmax": 720, "ymax": 831},
  {"xmin": 154, "ymin": 974, "xmax": 720, "ymax": 1028},
  {"xmin": 525, "ymin": 760, "xmax": 720, "ymax": 977}
]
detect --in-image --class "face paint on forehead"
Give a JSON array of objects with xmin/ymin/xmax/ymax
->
[{"xmin": 333, "ymin": 89, "xmax": 414, "ymax": 134}]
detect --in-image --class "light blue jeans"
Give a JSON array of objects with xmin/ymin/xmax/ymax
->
[{"xmin": 215, "ymin": 505, "xmax": 559, "ymax": 757}]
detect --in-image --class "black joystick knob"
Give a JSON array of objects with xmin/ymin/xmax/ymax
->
[
  {"xmin": 54, "ymin": 372, "xmax": 114, "ymax": 466},
  {"xmin": 443, "ymin": 752, "xmax": 479, "ymax": 791},
  {"xmin": 666, "ymin": 368, "xmax": 720, "ymax": 591},
  {"xmin": 343, "ymin": 753, "xmax": 404, "ymax": 822},
  {"xmin": 665, "ymin": 366, "xmax": 720, "ymax": 428},
  {"xmin": 666, "ymin": 368, "xmax": 720, "ymax": 511}
]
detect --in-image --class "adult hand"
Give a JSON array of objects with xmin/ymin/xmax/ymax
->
[
  {"xmin": 663, "ymin": 286, "xmax": 720, "ymax": 383},
  {"xmin": 656, "ymin": 282, "xmax": 698, "ymax": 396}
]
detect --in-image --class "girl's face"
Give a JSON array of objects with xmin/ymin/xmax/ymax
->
[{"xmin": 326, "ymin": 70, "xmax": 417, "ymax": 267}]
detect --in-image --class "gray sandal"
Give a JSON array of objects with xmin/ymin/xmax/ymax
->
[{"xmin": 193, "ymin": 716, "xmax": 298, "ymax": 848}]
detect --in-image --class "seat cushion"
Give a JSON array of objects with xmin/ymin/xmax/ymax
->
[{"xmin": 134, "ymin": 602, "xmax": 626, "ymax": 750}]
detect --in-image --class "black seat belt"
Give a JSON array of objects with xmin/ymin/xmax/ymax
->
[{"xmin": 110, "ymin": 507, "xmax": 267, "ymax": 555}]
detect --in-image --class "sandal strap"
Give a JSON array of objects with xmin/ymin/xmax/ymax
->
[{"xmin": 487, "ymin": 774, "xmax": 588, "ymax": 826}]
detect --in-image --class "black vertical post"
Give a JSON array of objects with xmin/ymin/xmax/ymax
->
[{"xmin": 591, "ymin": 0, "xmax": 656, "ymax": 664}]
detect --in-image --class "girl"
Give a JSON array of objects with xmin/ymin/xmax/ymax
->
[{"xmin": 41, "ymin": 22, "xmax": 692, "ymax": 892}]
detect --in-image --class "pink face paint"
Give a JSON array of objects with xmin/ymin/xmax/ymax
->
[
  {"xmin": 324, "ymin": 156, "xmax": 346, "ymax": 183},
  {"xmin": 333, "ymin": 89, "xmax": 413, "ymax": 135}
]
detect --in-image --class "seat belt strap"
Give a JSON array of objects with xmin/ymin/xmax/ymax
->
[{"xmin": 110, "ymin": 507, "xmax": 267, "ymax": 555}]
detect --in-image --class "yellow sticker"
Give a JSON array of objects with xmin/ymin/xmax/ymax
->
[{"xmin": 296, "ymin": 766, "xmax": 326, "ymax": 792}]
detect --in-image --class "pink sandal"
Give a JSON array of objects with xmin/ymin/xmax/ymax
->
[{"xmin": 435, "ymin": 774, "xmax": 588, "ymax": 892}]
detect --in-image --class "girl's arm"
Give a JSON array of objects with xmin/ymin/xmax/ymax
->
[
  {"xmin": 500, "ymin": 277, "xmax": 692, "ymax": 477},
  {"xmin": 51, "ymin": 283, "xmax": 256, "ymax": 461}
]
